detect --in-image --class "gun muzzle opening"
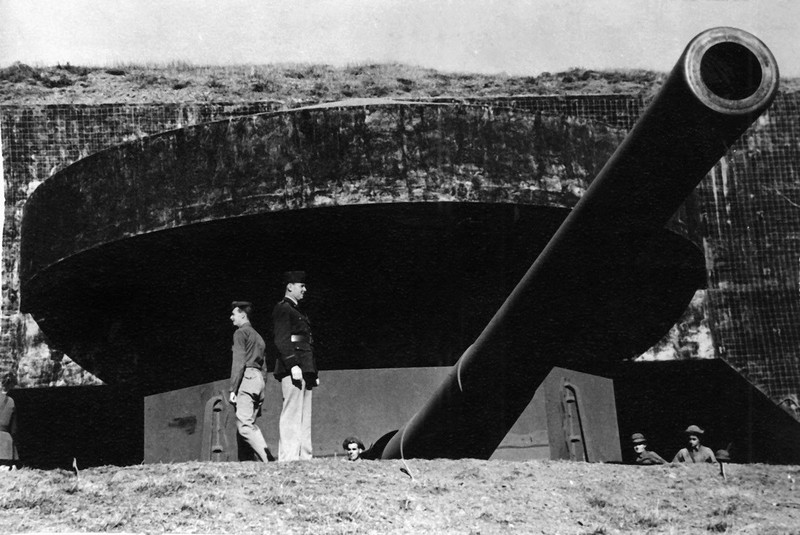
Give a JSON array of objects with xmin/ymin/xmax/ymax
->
[
  {"xmin": 701, "ymin": 42, "xmax": 762, "ymax": 101},
  {"xmin": 685, "ymin": 27, "xmax": 778, "ymax": 115}
]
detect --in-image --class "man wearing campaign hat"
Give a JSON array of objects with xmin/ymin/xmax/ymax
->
[
  {"xmin": 228, "ymin": 301, "xmax": 273, "ymax": 462},
  {"xmin": 272, "ymin": 271, "xmax": 319, "ymax": 461},
  {"xmin": 672, "ymin": 424, "xmax": 717, "ymax": 463},
  {"xmin": 630, "ymin": 432, "xmax": 667, "ymax": 465}
]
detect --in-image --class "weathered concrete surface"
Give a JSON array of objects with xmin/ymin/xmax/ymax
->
[
  {"xmin": 20, "ymin": 101, "xmax": 625, "ymax": 283},
  {"xmin": 19, "ymin": 200, "xmax": 702, "ymax": 393},
  {"xmin": 26, "ymin": 100, "xmax": 699, "ymax": 393},
  {"xmin": 8, "ymin": 360, "xmax": 799, "ymax": 468},
  {"xmin": 144, "ymin": 366, "xmax": 620, "ymax": 463},
  {"xmin": 1, "ymin": 101, "xmax": 283, "ymax": 388}
]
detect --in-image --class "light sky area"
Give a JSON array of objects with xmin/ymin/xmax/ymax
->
[{"xmin": 0, "ymin": 0, "xmax": 799, "ymax": 76}]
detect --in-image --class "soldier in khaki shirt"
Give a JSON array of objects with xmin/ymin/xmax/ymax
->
[
  {"xmin": 673, "ymin": 424, "xmax": 717, "ymax": 464},
  {"xmin": 229, "ymin": 301, "xmax": 273, "ymax": 462}
]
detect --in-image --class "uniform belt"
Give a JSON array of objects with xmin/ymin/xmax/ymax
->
[{"xmin": 291, "ymin": 334, "xmax": 310, "ymax": 343}]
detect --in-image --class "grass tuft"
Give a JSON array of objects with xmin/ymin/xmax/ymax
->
[
  {"xmin": 587, "ymin": 494, "xmax": 609, "ymax": 508},
  {"xmin": 707, "ymin": 520, "xmax": 730, "ymax": 532}
]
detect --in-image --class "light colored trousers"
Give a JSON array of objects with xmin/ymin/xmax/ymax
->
[
  {"xmin": 279, "ymin": 376, "xmax": 313, "ymax": 461},
  {"xmin": 235, "ymin": 369, "xmax": 270, "ymax": 462}
]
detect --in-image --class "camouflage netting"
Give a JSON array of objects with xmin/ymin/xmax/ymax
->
[
  {"xmin": 19, "ymin": 102, "xmax": 628, "ymax": 274},
  {"xmin": 2, "ymin": 102, "xmax": 282, "ymax": 387},
  {"xmin": 698, "ymin": 95, "xmax": 800, "ymax": 418},
  {"xmin": 1, "ymin": 94, "xmax": 799, "ymax": 421}
]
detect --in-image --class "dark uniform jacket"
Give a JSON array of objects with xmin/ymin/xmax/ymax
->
[
  {"xmin": 229, "ymin": 322, "xmax": 266, "ymax": 394},
  {"xmin": 272, "ymin": 297, "xmax": 317, "ymax": 381}
]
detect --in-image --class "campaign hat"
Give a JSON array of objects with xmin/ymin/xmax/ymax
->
[
  {"xmin": 684, "ymin": 424, "xmax": 705, "ymax": 436},
  {"xmin": 631, "ymin": 433, "xmax": 647, "ymax": 444}
]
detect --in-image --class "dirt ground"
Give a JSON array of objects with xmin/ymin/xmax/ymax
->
[{"xmin": 0, "ymin": 458, "xmax": 798, "ymax": 534}]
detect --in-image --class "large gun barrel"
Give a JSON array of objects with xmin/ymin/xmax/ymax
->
[{"xmin": 381, "ymin": 27, "xmax": 779, "ymax": 460}]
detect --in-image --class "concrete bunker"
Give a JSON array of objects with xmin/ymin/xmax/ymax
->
[{"xmin": 18, "ymin": 27, "xmax": 797, "ymax": 464}]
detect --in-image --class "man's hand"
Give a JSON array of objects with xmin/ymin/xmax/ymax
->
[
  {"xmin": 229, "ymin": 391, "xmax": 236, "ymax": 405},
  {"xmin": 290, "ymin": 365, "xmax": 303, "ymax": 381}
]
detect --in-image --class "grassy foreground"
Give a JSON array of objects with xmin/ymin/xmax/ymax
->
[{"xmin": 0, "ymin": 458, "xmax": 798, "ymax": 534}]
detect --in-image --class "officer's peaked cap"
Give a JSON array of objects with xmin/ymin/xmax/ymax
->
[{"xmin": 283, "ymin": 271, "xmax": 306, "ymax": 284}]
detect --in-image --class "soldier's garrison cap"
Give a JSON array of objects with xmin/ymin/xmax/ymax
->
[{"xmin": 231, "ymin": 301, "xmax": 253, "ymax": 311}]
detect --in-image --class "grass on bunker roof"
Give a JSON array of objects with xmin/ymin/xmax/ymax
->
[
  {"xmin": 1, "ymin": 457, "xmax": 799, "ymax": 534},
  {"xmin": 0, "ymin": 61, "xmax": 671, "ymax": 105}
]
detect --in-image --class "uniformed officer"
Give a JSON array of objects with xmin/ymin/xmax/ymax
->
[
  {"xmin": 272, "ymin": 271, "xmax": 318, "ymax": 461},
  {"xmin": 228, "ymin": 301, "xmax": 272, "ymax": 462}
]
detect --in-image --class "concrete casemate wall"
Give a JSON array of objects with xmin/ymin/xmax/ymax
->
[
  {"xmin": 5, "ymin": 93, "xmax": 800, "ymax": 417},
  {"xmin": 144, "ymin": 366, "xmax": 620, "ymax": 463}
]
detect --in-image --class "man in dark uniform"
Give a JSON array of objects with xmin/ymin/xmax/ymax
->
[
  {"xmin": 272, "ymin": 271, "xmax": 318, "ymax": 461},
  {"xmin": 228, "ymin": 301, "xmax": 272, "ymax": 462}
]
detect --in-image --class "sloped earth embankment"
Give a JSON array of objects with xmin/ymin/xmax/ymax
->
[{"xmin": 0, "ymin": 458, "xmax": 798, "ymax": 534}]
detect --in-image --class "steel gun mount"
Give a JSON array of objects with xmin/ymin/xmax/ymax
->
[{"xmin": 380, "ymin": 27, "xmax": 779, "ymax": 460}]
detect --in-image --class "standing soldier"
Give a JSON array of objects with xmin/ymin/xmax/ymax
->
[
  {"xmin": 272, "ymin": 271, "xmax": 318, "ymax": 461},
  {"xmin": 228, "ymin": 301, "xmax": 272, "ymax": 462}
]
